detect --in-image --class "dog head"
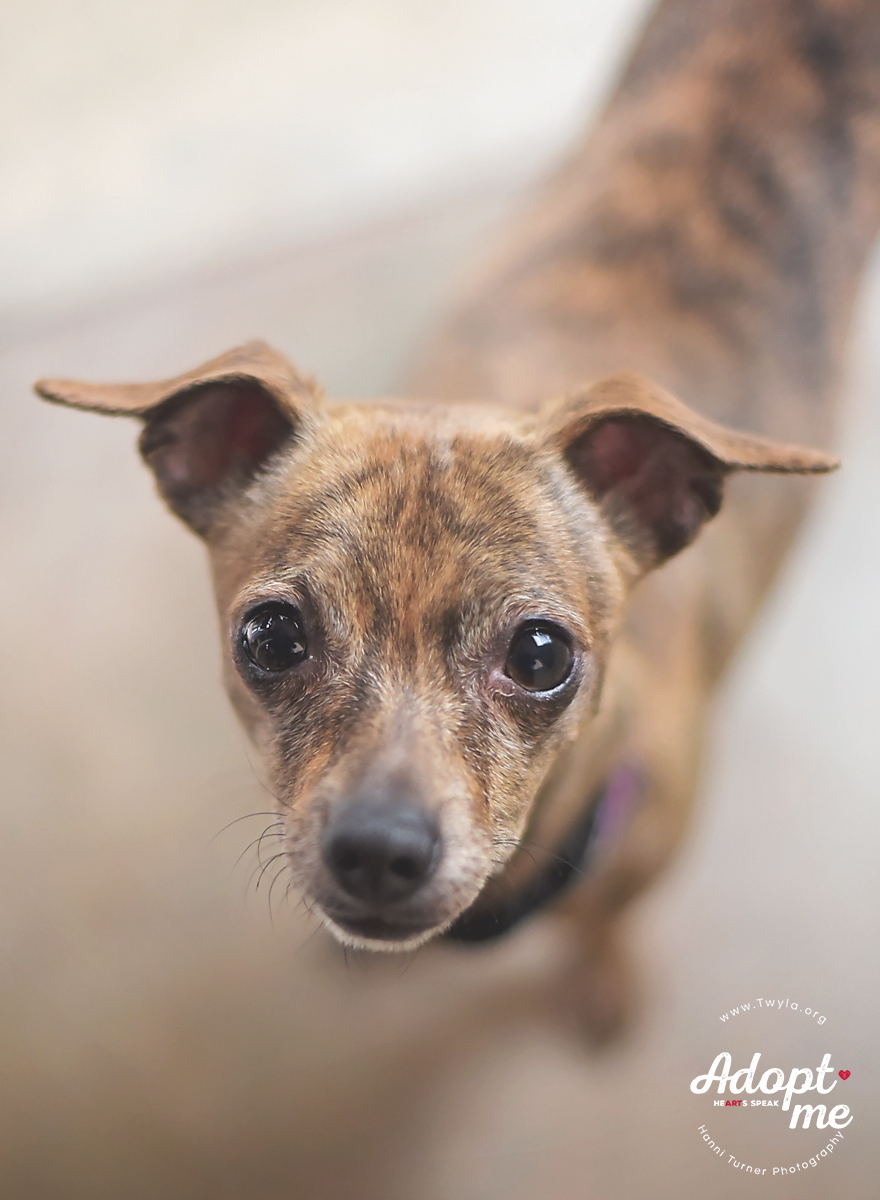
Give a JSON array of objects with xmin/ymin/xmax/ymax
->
[{"xmin": 37, "ymin": 341, "xmax": 836, "ymax": 949}]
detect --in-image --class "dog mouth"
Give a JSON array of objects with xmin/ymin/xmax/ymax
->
[{"xmin": 318, "ymin": 907, "xmax": 451, "ymax": 950}]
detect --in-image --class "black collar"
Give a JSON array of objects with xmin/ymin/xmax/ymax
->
[
  {"xmin": 443, "ymin": 779, "xmax": 608, "ymax": 944},
  {"xmin": 443, "ymin": 762, "xmax": 643, "ymax": 944}
]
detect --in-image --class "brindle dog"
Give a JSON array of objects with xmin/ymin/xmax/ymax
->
[{"xmin": 36, "ymin": 0, "xmax": 880, "ymax": 1038}]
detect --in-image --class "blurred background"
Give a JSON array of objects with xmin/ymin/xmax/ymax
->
[{"xmin": 1, "ymin": 1, "xmax": 878, "ymax": 1196}]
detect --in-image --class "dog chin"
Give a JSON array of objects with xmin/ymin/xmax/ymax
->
[{"xmin": 319, "ymin": 909, "xmax": 452, "ymax": 952}]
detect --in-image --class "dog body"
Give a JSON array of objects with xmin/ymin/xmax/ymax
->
[
  {"xmin": 36, "ymin": 0, "xmax": 880, "ymax": 1036},
  {"xmin": 404, "ymin": 0, "xmax": 880, "ymax": 1025}
]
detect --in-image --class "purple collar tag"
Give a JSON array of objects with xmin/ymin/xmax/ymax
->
[{"xmin": 590, "ymin": 760, "xmax": 645, "ymax": 855}]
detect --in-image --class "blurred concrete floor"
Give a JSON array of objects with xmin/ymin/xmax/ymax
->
[{"xmin": 1, "ymin": 182, "xmax": 878, "ymax": 1199}]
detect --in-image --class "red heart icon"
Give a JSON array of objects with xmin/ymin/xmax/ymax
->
[{"xmin": 838, "ymin": 1070, "xmax": 851, "ymax": 1080}]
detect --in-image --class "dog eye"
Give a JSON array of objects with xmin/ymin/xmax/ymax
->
[
  {"xmin": 505, "ymin": 625, "xmax": 573, "ymax": 692},
  {"xmin": 241, "ymin": 603, "xmax": 307, "ymax": 672}
]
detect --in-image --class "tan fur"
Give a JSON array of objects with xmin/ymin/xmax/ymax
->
[{"xmin": 35, "ymin": 0, "xmax": 880, "ymax": 1037}]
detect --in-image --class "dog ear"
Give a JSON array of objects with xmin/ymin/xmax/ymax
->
[
  {"xmin": 36, "ymin": 341, "xmax": 320, "ymax": 536},
  {"xmin": 543, "ymin": 372, "xmax": 838, "ymax": 569}
]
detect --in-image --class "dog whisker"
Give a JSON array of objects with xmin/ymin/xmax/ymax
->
[
  {"xmin": 255, "ymin": 822, "xmax": 285, "ymax": 864},
  {"xmin": 250, "ymin": 851, "xmax": 288, "ymax": 894},
  {"xmin": 228, "ymin": 822, "xmax": 284, "ymax": 880},
  {"xmin": 267, "ymin": 860, "xmax": 290, "ymax": 921},
  {"xmin": 209, "ymin": 810, "xmax": 280, "ymax": 845},
  {"xmin": 396, "ymin": 948, "xmax": 422, "ymax": 978},
  {"xmin": 295, "ymin": 919, "xmax": 325, "ymax": 954},
  {"xmin": 492, "ymin": 835, "xmax": 588, "ymax": 882}
]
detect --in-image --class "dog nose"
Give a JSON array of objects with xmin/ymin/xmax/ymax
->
[{"xmin": 321, "ymin": 802, "xmax": 440, "ymax": 907}]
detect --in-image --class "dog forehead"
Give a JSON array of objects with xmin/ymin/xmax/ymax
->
[
  {"xmin": 225, "ymin": 406, "xmax": 598, "ymax": 633},
  {"xmin": 275, "ymin": 412, "xmax": 576, "ymax": 574}
]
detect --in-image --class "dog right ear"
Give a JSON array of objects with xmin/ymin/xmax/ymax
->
[
  {"xmin": 35, "ymin": 341, "xmax": 320, "ymax": 537},
  {"xmin": 541, "ymin": 371, "xmax": 838, "ymax": 573}
]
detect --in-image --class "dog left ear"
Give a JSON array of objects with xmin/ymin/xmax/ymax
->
[
  {"xmin": 36, "ymin": 341, "xmax": 320, "ymax": 537},
  {"xmin": 543, "ymin": 372, "xmax": 838, "ymax": 570}
]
